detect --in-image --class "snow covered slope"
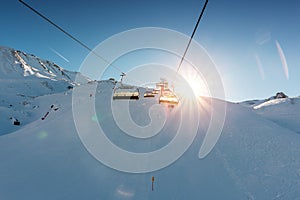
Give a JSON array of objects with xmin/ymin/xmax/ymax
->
[
  {"xmin": 253, "ymin": 97, "xmax": 300, "ymax": 134},
  {"xmin": 1, "ymin": 80, "xmax": 300, "ymax": 199},
  {"xmin": 0, "ymin": 46, "xmax": 90, "ymax": 135},
  {"xmin": 1, "ymin": 47, "xmax": 300, "ymax": 199},
  {"xmin": 240, "ymin": 92, "xmax": 300, "ymax": 134}
]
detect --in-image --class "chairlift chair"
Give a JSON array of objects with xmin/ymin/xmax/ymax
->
[
  {"xmin": 159, "ymin": 89, "xmax": 179, "ymax": 105},
  {"xmin": 144, "ymin": 92, "xmax": 155, "ymax": 98},
  {"xmin": 144, "ymin": 89, "xmax": 155, "ymax": 98},
  {"xmin": 156, "ymin": 79, "xmax": 179, "ymax": 105},
  {"xmin": 113, "ymin": 83, "xmax": 140, "ymax": 100},
  {"xmin": 112, "ymin": 73, "xmax": 140, "ymax": 100},
  {"xmin": 152, "ymin": 89, "xmax": 160, "ymax": 95}
]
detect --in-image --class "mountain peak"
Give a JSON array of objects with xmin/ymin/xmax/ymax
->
[
  {"xmin": 268, "ymin": 92, "xmax": 288, "ymax": 100},
  {"xmin": 0, "ymin": 46, "xmax": 90, "ymax": 84}
]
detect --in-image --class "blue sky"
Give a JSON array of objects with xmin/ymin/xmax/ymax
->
[{"xmin": 1, "ymin": 0, "xmax": 300, "ymax": 102}]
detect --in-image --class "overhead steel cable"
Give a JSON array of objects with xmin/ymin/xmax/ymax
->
[
  {"xmin": 176, "ymin": 0, "xmax": 208, "ymax": 73},
  {"xmin": 18, "ymin": 0, "xmax": 124, "ymax": 75}
]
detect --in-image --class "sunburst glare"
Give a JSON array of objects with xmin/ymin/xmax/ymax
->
[{"xmin": 176, "ymin": 62, "xmax": 210, "ymax": 100}]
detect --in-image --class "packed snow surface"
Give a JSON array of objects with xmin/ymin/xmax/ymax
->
[{"xmin": 1, "ymin": 47, "xmax": 300, "ymax": 199}]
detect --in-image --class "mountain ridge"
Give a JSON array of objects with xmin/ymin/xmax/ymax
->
[{"xmin": 0, "ymin": 46, "xmax": 91, "ymax": 135}]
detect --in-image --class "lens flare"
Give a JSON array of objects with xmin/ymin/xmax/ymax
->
[
  {"xmin": 177, "ymin": 63, "xmax": 209, "ymax": 99},
  {"xmin": 37, "ymin": 131, "xmax": 48, "ymax": 140},
  {"xmin": 275, "ymin": 40, "xmax": 289, "ymax": 80}
]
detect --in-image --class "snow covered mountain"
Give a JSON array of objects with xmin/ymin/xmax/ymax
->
[
  {"xmin": 240, "ymin": 92, "xmax": 300, "ymax": 134},
  {"xmin": 1, "ymin": 47, "xmax": 300, "ymax": 199},
  {"xmin": 0, "ymin": 46, "xmax": 90, "ymax": 135},
  {"xmin": 0, "ymin": 46, "xmax": 90, "ymax": 87},
  {"xmin": 253, "ymin": 96, "xmax": 300, "ymax": 134}
]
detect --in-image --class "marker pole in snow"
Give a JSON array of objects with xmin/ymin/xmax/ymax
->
[{"xmin": 152, "ymin": 176, "xmax": 154, "ymax": 191}]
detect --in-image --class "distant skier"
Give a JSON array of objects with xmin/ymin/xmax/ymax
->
[
  {"xmin": 51, "ymin": 104, "xmax": 59, "ymax": 111},
  {"xmin": 41, "ymin": 111, "xmax": 49, "ymax": 120},
  {"xmin": 41, "ymin": 104, "xmax": 60, "ymax": 120},
  {"xmin": 10, "ymin": 117, "xmax": 20, "ymax": 125}
]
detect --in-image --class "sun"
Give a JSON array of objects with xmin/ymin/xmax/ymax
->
[{"xmin": 176, "ymin": 64, "xmax": 209, "ymax": 99}]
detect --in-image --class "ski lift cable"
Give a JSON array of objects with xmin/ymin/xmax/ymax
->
[
  {"xmin": 176, "ymin": 0, "xmax": 208, "ymax": 73},
  {"xmin": 18, "ymin": 0, "xmax": 142, "ymax": 85}
]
